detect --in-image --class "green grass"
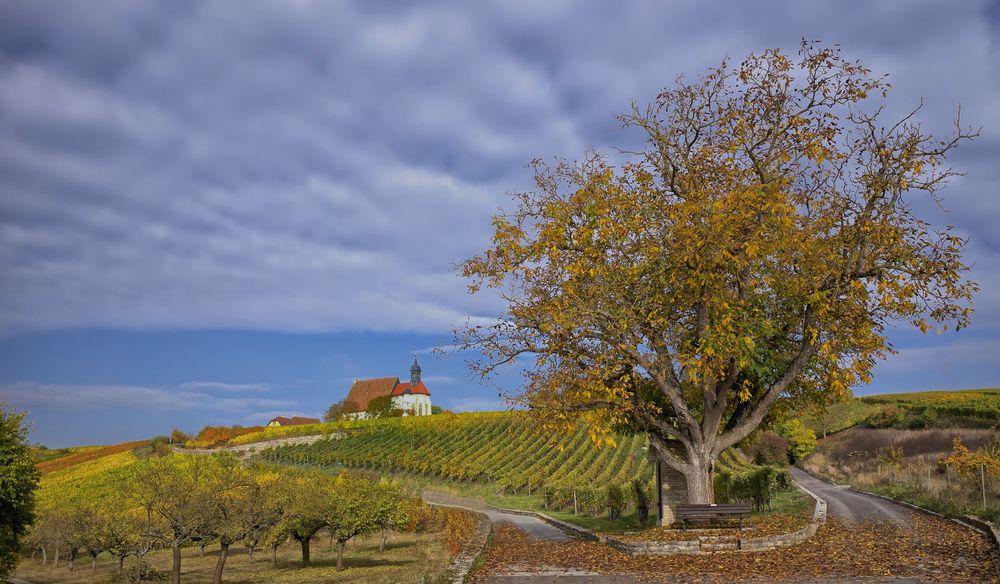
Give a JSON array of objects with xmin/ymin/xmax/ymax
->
[
  {"xmin": 15, "ymin": 530, "xmax": 452, "ymax": 584},
  {"xmin": 860, "ymin": 482, "xmax": 1000, "ymax": 524}
]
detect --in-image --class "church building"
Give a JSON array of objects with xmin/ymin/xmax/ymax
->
[{"xmin": 345, "ymin": 358, "xmax": 432, "ymax": 417}]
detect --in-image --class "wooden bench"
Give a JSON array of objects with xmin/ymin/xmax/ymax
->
[{"xmin": 675, "ymin": 503, "xmax": 752, "ymax": 532}]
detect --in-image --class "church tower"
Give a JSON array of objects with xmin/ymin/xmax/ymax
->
[{"xmin": 410, "ymin": 356, "xmax": 421, "ymax": 386}]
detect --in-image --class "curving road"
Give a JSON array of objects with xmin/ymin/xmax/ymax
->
[
  {"xmin": 790, "ymin": 467, "xmax": 913, "ymax": 523},
  {"xmin": 422, "ymin": 491, "xmax": 571, "ymax": 541},
  {"xmin": 480, "ymin": 508, "xmax": 571, "ymax": 541}
]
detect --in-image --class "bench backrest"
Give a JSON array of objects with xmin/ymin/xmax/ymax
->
[{"xmin": 675, "ymin": 503, "xmax": 751, "ymax": 516}]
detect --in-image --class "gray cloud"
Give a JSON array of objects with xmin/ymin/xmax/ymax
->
[
  {"xmin": 0, "ymin": 0, "xmax": 997, "ymax": 345},
  {"xmin": 178, "ymin": 381, "xmax": 272, "ymax": 393},
  {"xmin": 0, "ymin": 381, "xmax": 297, "ymax": 412}
]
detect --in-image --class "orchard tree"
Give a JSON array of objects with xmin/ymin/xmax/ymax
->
[
  {"xmin": 238, "ymin": 470, "xmax": 285, "ymax": 564},
  {"xmin": 371, "ymin": 479, "xmax": 409, "ymax": 552},
  {"xmin": 275, "ymin": 469, "xmax": 330, "ymax": 567},
  {"xmin": 95, "ymin": 502, "xmax": 156, "ymax": 576},
  {"xmin": 131, "ymin": 454, "xmax": 220, "ymax": 584},
  {"xmin": 458, "ymin": 42, "xmax": 978, "ymax": 503},
  {"xmin": 326, "ymin": 472, "xmax": 378, "ymax": 571},
  {"xmin": 0, "ymin": 403, "xmax": 41, "ymax": 580},
  {"xmin": 205, "ymin": 460, "xmax": 254, "ymax": 584}
]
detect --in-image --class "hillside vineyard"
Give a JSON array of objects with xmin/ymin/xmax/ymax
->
[{"xmin": 256, "ymin": 412, "xmax": 653, "ymax": 495}]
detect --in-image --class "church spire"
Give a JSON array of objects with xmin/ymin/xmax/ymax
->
[{"xmin": 410, "ymin": 356, "xmax": 421, "ymax": 386}]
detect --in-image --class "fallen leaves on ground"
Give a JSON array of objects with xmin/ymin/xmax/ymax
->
[
  {"xmin": 470, "ymin": 513, "xmax": 997, "ymax": 583},
  {"xmin": 622, "ymin": 513, "xmax": 811, "ymax": 542}
]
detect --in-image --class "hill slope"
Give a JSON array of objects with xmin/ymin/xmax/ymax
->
[
  {"xmin": 801, "ymin": 388, "xmax": 1000, "ymax": 436},
  {"xmin": 256, "ymin": 411, "xmax": 653, "ymax": 494}
]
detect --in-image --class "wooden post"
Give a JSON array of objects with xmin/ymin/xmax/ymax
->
[
  {"xmin": 982, "ymin": 463, "xmax": 987, "ymax": 509},
  {"xmin": 573, "ymin": 490, "xmax": 578, "ymax": 515},
  {"xmin": 656, "ymin": 459, "xmax": 664, "ymax": 526}
]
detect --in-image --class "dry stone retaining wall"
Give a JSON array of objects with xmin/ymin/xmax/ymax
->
[
  {"xmin": 605, "ymin": 482, "xmax": 827, "ymax": 555},
  {"xmin": 421, "ymin": 492, "xmax": 494, "ymax": 583}
]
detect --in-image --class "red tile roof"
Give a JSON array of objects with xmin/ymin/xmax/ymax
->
[
  {"xmin": 345, "ymin": 377, "xmax": 399, "ymax": 410},
  {"xmin": 391, "ymin": 381, "xmax": 430, "ymax": 396}
]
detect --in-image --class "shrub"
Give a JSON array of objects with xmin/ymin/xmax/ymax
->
[
  {"xmin": 747, "ymin": 431, "xmax": 790, "ymax": 466},
  {"xmin": 715, "ymin": 464, "xmax": 787, "ymax": 511},
  {"xmin": 607, "ymin": 484, "xmax": 626, "ymax": 520},
  {"xmin": 189, "ymin": 425, "xmax": 264, "ymax": 448},
  {"xmin": 865, "ymin": 406, "xmax": 904, "ymax": 429},
  {"xmin": 112, "ymin": 561, "xmax": 165, "ymax": 583},
  {"xmin": 169, "ymin": 429, "xmax": 190, "ymax": 445},
  {"xmin": 876, "ymin": 444, "xmax": 904, "ymax": 469},
  {"xmin": 777, "ymin": 420, "xmax": 817, "ymax": 462},
  {"xmin": 631, "ymin": 478, "xmax": 653, "ymax": 523}
]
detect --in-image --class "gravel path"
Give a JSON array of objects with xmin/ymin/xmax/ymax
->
[{"xmin": 789, "ymin": 467, "xmax": 913, "ymax": 523}]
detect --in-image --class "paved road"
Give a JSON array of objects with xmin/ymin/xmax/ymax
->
[
  {"xmin": 422, "ymin": 491, "xmax": 570, "ymax": 541},
  {"xmin": 790, "ymin": 467, "xmax": 913, "ymax": 523},
  {"xmin": 481, "ymin": 509, "xmax": 571, "ymax": 541}
]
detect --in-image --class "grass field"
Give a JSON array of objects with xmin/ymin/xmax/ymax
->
[{"xmin": 15, "ymin": 530, "xmax": 452, "ymax": 584}]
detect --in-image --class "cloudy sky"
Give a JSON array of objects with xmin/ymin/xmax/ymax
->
[{"xmin": 1, "ymin": 1, "xmax": 997, "ymax": 446}]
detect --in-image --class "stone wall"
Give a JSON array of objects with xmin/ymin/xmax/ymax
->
[
  {"xmin": 606, "ymin": 481, "xmax": 827, "ymax": 555},
  {"xmin": 648, "ymin": 444, "xmax": 689, "ymax": 526}
]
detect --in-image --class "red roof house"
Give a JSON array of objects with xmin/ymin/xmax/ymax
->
[{"xmin": 266, "ymin": 415, "xmax": 321, "ymax": 427}]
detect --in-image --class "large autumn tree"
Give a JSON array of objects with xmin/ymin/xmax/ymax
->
[{"xmin": 457, "ymin": 42, "xmax": 978, "ymax": 503}]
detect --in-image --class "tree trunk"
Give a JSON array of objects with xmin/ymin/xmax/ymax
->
[
  {"xmin": 380, "ymin": 528, "xmax": 387, "ymax": 552},
  {"xmin": 298, "ymin": 536, "xmax": 310, "ymax": 567},
  {"xmin": 92, "ymin": 555, "xmax": 98, "ymax": 573},
  {"xmin": 42, "ymin": 546, "xmax": 47, "ymax": 565},
  {"xmin": 270, "ymin": 544, "xmax": 278, "ymax": 568},
  {"xmin": 171, "ymin": 541, "xmax": 182, "ymax": 584},
  {"xmin": 212, "ymin": 541, "xmax": 229, "ymax": 584},
  {"xmin": 247, "ymin": 545, "xmax": 254, "ymax": 563},
  {"xmin": 684, "ymin": 456, "xmax": 715, "ymax": 504},
  {"xmin": 118, "ymin": 555, "xmax": 125, "ymax": 574},
  {"xmin": 54, "ymin": 547, "xmax": 59, "ymax": 568},
  {"xmin": 337, "ymin": 541, "xmax": 345, "ymax": 571},
  {"xmin": 68, "ymin": 550, "xmax": 76, "ymax": 571}
]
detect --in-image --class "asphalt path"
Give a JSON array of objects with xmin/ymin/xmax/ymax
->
[
  {"xmin": 789, "ymin": 467, "xmax": 913, "ymax": 523},
  {"xmin": 481, "ymin": 509, "xmax": 572, "ymax": 542},
  {"xmin": 421, "ymin": 491, "xmax": 571, "ymax": 541}
]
